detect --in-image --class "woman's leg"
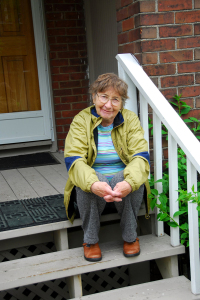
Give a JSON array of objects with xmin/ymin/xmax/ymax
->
[
  {"xmin": 110, "ymin": 171, "xmax": 144, "ymax": 242},
  {"xmin": 76, "ymin": 172, "xmax": 109, "ymax": 244}
]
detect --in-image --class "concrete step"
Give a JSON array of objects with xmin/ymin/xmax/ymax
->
[
  {"xmin": 0, "ymin": 234, "xmax": 184, "ymax": 291},
  {"xmin": 74, "ymin": 276, "xmax": 199, "ymax": 300}
]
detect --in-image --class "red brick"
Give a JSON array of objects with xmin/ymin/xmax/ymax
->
[
  {"xmin": 137, "ymin": 12, "xmax": 174, "ymax": 26},
  {"xmin": 128, "ymin": 2, "xmax": 140, "ymax": 17},
  {"xmin": 163, "ymin": 149, "xmax": 168, "ymax": 159},
  {"xmin": 159, "ymin": 25, "xmax": 192, "ymax": 37},
  {"xmin": 52, "ymin": 82, "xmax": 59, "ymax": 89},
  {"xmin": 117, "ymin": 21, "xmax": 122, "ymax": 34},
  {"xmin": 118, "ymin": 32, "xmax": 129, "ymax": 44},
  {"xmin": 182, "ymin": 99, "xmax": 194, "ymax": 108},
  {"xmin": 181, "ymin": 109, "xmax": 200, "ymax": 119},
  {"xmin": 46, "ymin": 21, "xmax": 55, "ymax": 28},
  {"xmin": 54, "ymin": 89, "xmax": 72, "ymax": 96},
  {"xmin": 48, "ymin": 36, "xmax": 56, "ymax": 44},
  {"xmin": 51, "ymin": 67, "xmax": 60, "ymax": 74},
  {"xmin": 177, "ymin": 37, "xmax": 200, "ymax": 49},
  {"xmin": 161, "ymin": 88, "xmax": 177, "ymax": 100},
  {"xmin": 194, "ymin": 49, "xmax": 200, "ymax": 60},
  {"xmin": 121, "ymin": 0, "xmax": 132, "ymax": 7},
  {"xmin": 160, "ymin": 50, "xmax": 193, "ymax": 63},
  {"xmin": 176, "ymin": 11, "xmax": 200, "ymax": 23},
  {"xmin": 57, "ymin": 133, "xmax": 68, "ymax": 140},
  {"xmin": 55, "ymin": 104, "xmax": 71, "ymax": 111},
  {"xmin": 80, "ymin": 51, "xmax": 87, "ymax": 58},
  {"xmin": 142, "ymin": 53, "xmax": 158, "ymax": 65},
  {"xmin": 68, "ymin": 43, "xmax": 87, "ymax": 51},
  {"xmin": 46, "ymin": 13, "xmax": 63, "ymax": 20},
  {"xmin": 52, "ymin": 74, "xmax": 70, "ymax": 82},
  {"xmin": 120, "ymin": 42, "xmax": 135, "ymax": 54},
  {"xmin": 116, "ymin": 0, "xmax": 121, "ymax": 10},
  {"xmin": 47, "ymin": 28, "xmax": 66, "ymax": 36},
  {"xmin": 51, "ymin": 59, "xmax": 69, "ymax": 67},
  {"xmin": 195, "ymin": 0, "xmax": 200, "ymax": 9},
  {"xmin": 60, "ymin": 81, "xmax": 81, "ymax": 88},
  {"xmin": 143, "ymin": 64, "xmax": 176, "ymax": 76},
  {"xmin": 117, "ymin": 7, "xmax": 128, "ymax": 22},
  {"xmin": 50, "ymin": 44, "xmax": 69, "ymax": 51},
  {"xmin": 195, "ymin": 73, "xmax": 200, "ymax": 83},
  {"xmin": 134, "ymin": 41, "xmax": 142, "ymax": 53},
  {"xmin": 161, "ymin": 75, "xmax": 194, "ymax": 88},
  {"xmin": 54, "ymin": 97, "xmax": 60, "ymax": 104},
  {"xmin": 57, "ymin": 140, "xmax": 65, "ymax": 150},
  {"xmin": 49, "ymin": 52, "xmax": 57, "ymax": 59},
  {"xmin": 61, "ymin": 110, "xmax": 80, "ymax": 118},
  {"xmin": 54, "ymin": 4, "xmax": 75, "ymax": 11},
  {"xmin": 135, "ymin": 54, "xmax": 142, "ymax": 65},
  {"xmin": 61, "ymin": 96, "xmax": 83, "ymax": 103},
  {"xmin": 56, "ymin": 126, "xmax": 63, "ymax": 133},
  {"xmin": 60, "ymin": 66, "xmax": 81, "ymax": 73},
  {"xmin": 45, "ymin": 4, "xmax": 53, "ymax": 11},
  {"xmin": 150, "ymin": 77, "xmax": 159, "ymax": 87},
  {"xmin": 178, "ymin": 62, "xmax": 200, "ymax": 73},
  {"xmin": 194, "ymin": 24, "xmax": 200, "ymax": 35},
  {"xmin": 65, "ymin": 12, "xmax": 78, "ymax": 19},
  {"xmin": 72, "ymin": 102, "xmax": 88, "ymax": 110},
  {"xmin": 142, "ymin": 39, "xmax": 175, "ymax": 52},
  {"xmin": 178, "ymin": 86, "xmax": 200, "ymax": 97},
  {"xmin": 55, "ymin": 20, "xmax": 77, "ymax": 27},
  {"xmin": 70, "ymin": 58, "xmax": 86, "ymax": 65},
  {"xmin": 81, "ymin": 79, "xmax": 89, "ymax": 87},
  {"xmin": 129, "ymin": 28, "xmax": 141, "ymax": 42},
  {"xmin": 158, "ymin": 0, "xmax": 192, "ymax": 11},
  {"xmin": 140, "ymin": 1, "xmax": 155, "ymax": 12},
  {"xmin": 196, "ymin": 98, "xmax": 200, "ymax": 107},
  {"xmin": 141, "ymin": 27, "xmax": 157, "ymax": 39},
  {"xmin": 122, "ymin": 17, "xmax": 134, "ymax": 31},
  {"xmin": 67, "ymin": 28, "xmax": 85, "ymax": 35},
  {"xmin": 70, "ymin": 73, "xmax": 86, "ymax": 80},
  {"xmin": 58, "ymin": 51, "xmax": 79, "ymax": 58},
  {"xmin": 72, "ymin": 87, "xmax": 88, "ymax": 95}
]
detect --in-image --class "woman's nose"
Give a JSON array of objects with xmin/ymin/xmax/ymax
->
[{"xmin": 105, "ymin": 99, "xmax": 112, "ymax": 108}]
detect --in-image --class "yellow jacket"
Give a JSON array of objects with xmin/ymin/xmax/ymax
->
[{"xmin": 64, "ymin": 105, "xmax": 150, "ymax": 223}]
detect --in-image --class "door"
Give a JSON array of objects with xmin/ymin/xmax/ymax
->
[{"xmin": 0, "ymin": 0, "xmax": 52, "ymax": 145}]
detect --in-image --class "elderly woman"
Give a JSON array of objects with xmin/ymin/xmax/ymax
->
[{"xmin": 64, "ymin": 73, "xmax": 150, "ymax": 262}]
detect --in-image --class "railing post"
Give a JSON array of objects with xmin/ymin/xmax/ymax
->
[
  {"xmin": 139, "ymin": 92, "xmax": 149, "ymax": 148},
  {"xmin": 187, "ymin": 159, "xmax": 200, "ymax": 295},
  {"xmin": 118, "ymin": 62, "xmax": 138, "ymax": 115},
  {"xmin": 168, "ymin": 133, "xmax": 179, "ymax": 246},
  {"xmin": 153, "ymin": 111, "xmax": 164, "ymax": 237}
]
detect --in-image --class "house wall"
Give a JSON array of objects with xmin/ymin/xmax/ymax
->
[
  {"xmin": 44, "ymin": 0, "xmax": 89, "ymax": 150},
  {"xmin": 117, "ymin": 0, "xmax": 200, "ymax": 165}
]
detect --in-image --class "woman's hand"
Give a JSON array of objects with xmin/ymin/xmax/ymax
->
[
  {"xmin": 113, "ymin": 181, "xmax": 132, "ymax": 198},
  {"xmin": 91, "ymin": 182, "xmax": 122, "ymax": 202}
]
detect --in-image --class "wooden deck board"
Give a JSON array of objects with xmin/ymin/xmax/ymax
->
[
  {"xmin": 1, "ymin": 169, "xmax": 38, "ymax": 200},
  {"xmin": 18, "ymin": 167, "xmax": 59, "ymax": 197},
  {"xmin": 0, "ymin": 173, "xmax": 17, "ymax": 202}
]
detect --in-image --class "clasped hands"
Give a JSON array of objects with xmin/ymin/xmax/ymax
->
[{"xmin": 91, "ymin": 181, "xmax": 132, "ymax": 202}]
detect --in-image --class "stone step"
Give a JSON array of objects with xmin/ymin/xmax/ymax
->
[
  {"xmin": 74, "ymin": 276, "xmax": 199, "ymax": 300},
  {"xmin": 0, "ymin": 234, "xmax": 184, "ymax": 291}
]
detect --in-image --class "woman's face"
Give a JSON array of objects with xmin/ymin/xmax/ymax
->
[{"xmin": 93, "ymin": 86, "xmax": 122, "ymax": 127}]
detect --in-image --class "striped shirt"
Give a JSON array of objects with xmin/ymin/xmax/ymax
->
[{"xmin": 93, "ymin": 124, "xmax": 125, "ymax": 181}]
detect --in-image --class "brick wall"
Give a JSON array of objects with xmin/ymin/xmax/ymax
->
[
  {"xmin": 117, "ymin": 0, "xmax": 200, "ymax": 165},
  {"xmin": 44, "ymin": 0, "xmax": 89, "ymax": 150}
]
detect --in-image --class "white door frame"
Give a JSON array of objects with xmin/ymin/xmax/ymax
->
[{"xmin": 0, "ymin": 0, "xmax": 56, "ymax": 148}]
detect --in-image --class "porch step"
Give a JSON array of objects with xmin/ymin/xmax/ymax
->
[
  {"xmin": 73, "ymin": 276, "xmax": 199, "ymax": 300},
  {"xmin": 0, "ymin": 234, "xmax": 184, "ymax": 291}
]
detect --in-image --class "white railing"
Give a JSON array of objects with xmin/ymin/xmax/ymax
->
[{"xmin": 116, "ymin": 53, "xmax": 200, "ymax": 295}]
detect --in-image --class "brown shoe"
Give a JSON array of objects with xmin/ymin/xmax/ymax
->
[
  {"xmin": 123, "ymin": 238, "xmax": 140, "ymax": 257},
  {"xmin": 83, "ymin": 243, "xmax": 102, "ymax": 262}
]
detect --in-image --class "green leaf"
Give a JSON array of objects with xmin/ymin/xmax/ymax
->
[
  {"xmin": 180, "ymin": 223, "xmax": 188, "ymax": 230},
  {"xmin": 173, "ymin": 211, "xmax": 187, "ymax": 217},
  {"xmin": 189, "ymin": 117, "xmax": 199, "ymax": 122},
  {"xmin": 167, "ymin": 221, "xmax": 178, "ymax": 227},
  {"xmin": 180, "ymin": 107, "xmax": 190, "ymax": 115},
  {"xmin": 181, "ymin": 232, "xmax": 188, "ymax": 239},
  {"xmin": 151, "ymin": 189, "xmax": 159, "ymax": 196},
  {"xmin": 169, "ymin": 101, "xmax": 178, "ymax": 107},
  {"xmin": 184, "ymin": 119, "xmax": 193, "ymax": 123}
]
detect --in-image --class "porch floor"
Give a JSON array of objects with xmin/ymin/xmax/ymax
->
[{"xmin": 0, "ymin": 152, "xmax": 67, "ymax": 202}]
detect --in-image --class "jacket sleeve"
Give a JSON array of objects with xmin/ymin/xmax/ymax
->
[
  {"xmin": 64, "ymin": 114, "xmax": 99, "ymax": 192},
  {"xmin": 123, "ymin": 114, "xmax": 150, "ymax": 192}
]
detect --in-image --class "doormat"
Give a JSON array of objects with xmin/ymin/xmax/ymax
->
[
  {"xmin": 0, "ymin": 194, "xmax": 67, "ymax": 231},
  {"xmin": 0, "ymin": 152, "xmax": 60, "ymax": 171}
]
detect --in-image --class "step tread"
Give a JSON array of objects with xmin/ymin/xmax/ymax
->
[
  {"xmin": 0, "ymin": 234, "xmax": 185, "ymax": 291},
  {"xmin": 74, "ymin": 276, "xmax": 199, "ymax": 300}
]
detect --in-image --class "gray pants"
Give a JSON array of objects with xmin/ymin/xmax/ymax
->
[{"xmin": 76, "ymin": 171, "xmax": 144, "ymax": 244}]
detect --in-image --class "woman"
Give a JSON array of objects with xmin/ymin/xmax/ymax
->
[{"xmin": 64, "ymin": 73, "xmax": 150, "ymax": 262}]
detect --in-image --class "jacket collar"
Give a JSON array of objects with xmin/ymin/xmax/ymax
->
[{"xmin": 91, "ymin": 106, "xmax": 124, "ymax": 128}]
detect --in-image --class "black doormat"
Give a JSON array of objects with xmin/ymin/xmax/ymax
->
[
  {"xmin": 0, "ymin": 194, "xmax": 67, "ymax": 231},
  {"xmin": 0, "ymin": 152, "xmax": 60, "ymax": 171}
]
